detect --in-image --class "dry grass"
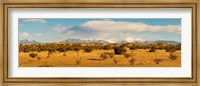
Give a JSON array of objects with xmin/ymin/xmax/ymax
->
[{"xmin": 19, "ymin": 49, "xmax": 181, "ymax": 67}]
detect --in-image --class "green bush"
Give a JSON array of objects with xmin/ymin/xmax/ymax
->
[
  {"xmin": 102, "ymin": 45, "xmax": 112, "ymax": 50},
  {"xmin": 130, "ymin": 46, "xmax": 137, "ymax": 50},
  {"xmin": 114, "ymin": 47, "xmax": 126, "ymax": 55},
  {"xmin": 74, "ymin": 47, "xmax": 81, "ymax": 51},
  {"xmin": 149, "ymin": 47, "xmax": 156, "ymax": 52},
  {"xmin": 84, "ymin": 47, "xmax": 93, "ymax": 53}
]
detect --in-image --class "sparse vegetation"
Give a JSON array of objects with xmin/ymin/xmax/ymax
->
[
  {"xmin": 114, "ymin": 46, "xmax": 126, "ymax": 55},
  {"xmin": 29, "ymin": 53, "xmax": 38, "ymax": 58},
  {"xmin": 84, "ymin": 47, "xmax": 93, "ymax": 53},
  {"xmin": 76, "ymin": 59, "xmax": 81, "ymax": 65},
  {"xmin": 149, "ymin": 47, "xmax": 156, "ymax": 52},
  {"xmin": 123, "ymin": 53, "xmax": 131, "ymax": 58},
  {"xmin": 130, "ymin": 46, "xmax": 137, "ymax": 50},
  {"xmin": 154, "ymin": 58, "xmax": 162, "ymax": 64},
  {"xmin": 129, "ymin": 58, "xmax": 136, "ymax": 65},
  {"xmin": 113, "ymin": 58, "xmax": 118, "ymax": 64},
  {"xmin": 169, "ymin": 52, "xmax": 178, "ymax": 60},
  {"xmin": 100, "ymin": 53, "xmax": 109, "ymax": 60},
  {"xmin": 19, "ymin": 42, "xmax": 181, "ymax": 67}
]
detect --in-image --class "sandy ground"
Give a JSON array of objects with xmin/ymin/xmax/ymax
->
[{"xmin": 19, "ymin": 49, "xmax": 181, "ymax": 67}]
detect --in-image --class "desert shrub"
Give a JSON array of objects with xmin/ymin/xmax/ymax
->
[
  {"xmin": 63, "ymin": 53, "xmax": 67, "ymax": 56},
  {"xmin": 113, "ymin": 58, "xmax": 118, "ymax": 64},
  {"xmin": 123, "ymin": 53, "xmax": 131, "ymax": 58},
  {"xmin": 154, "ymin": 58, "xmax": 162, "ymax": 64},
  {"xmin": 37, "ymin": 48, "xmax": 42, "ymax": 52},
  {"xmin": 76, "ymin": 59, "xmax": 81, "ymax": 65},
  {"xmin": 84, "ymin": 47, "xmax": 93, "ymax": 53},
  {"xmin": 149, "ymin": 47, "xmax": 156, "ymax": 52},
  {"xmin": 47, "ymin": 51, "xmax": 53, "ymax": 58},
  {"xmin": 169, "ymin": 52, "xmax": 177, "ymax": 60},
  {"xmin": 102, "ymin": 45, "xmax": 112, "ymax": 50},
  {"xmin": 58, "ymin": 47, "xmax": 66, "ymax": 52},
  {"xmin": 74, "ymin": 47, "xmax": 81, "ymax": 51},
  {"xmin": 66, "ymin": 46, "xmax": 74, "ymax": 51},
  {"xmin": 130, "ymin": 46, "xmax": 137, "ymax": 50},
  {"xmin": 164, "ymin": 45, "xmax": 178, "ymax": 52},
  {"xmin": 48, "ymin": 48, "xmax": 56, "ymax": 52},
  {"xmin": 29, "ymin": 53, "xmax": 38, "ymax": 58},
  {"xmin": 114, "ymin": 47, "xmax": 126, "ymax": 55},
  {"xmin": 129, "ymin": 58, "xmax": 136, "ymax": 65},
  {"xmin": 107, "ymin": 53, "xmax": 115, "ymax": 58},
  {"xmin": 100, "ymin": 53, "xmax": 109, "ymax": 60},
  {"xmin": 37, "ymin": 56, "xmax": 42, "ymax": 61}
]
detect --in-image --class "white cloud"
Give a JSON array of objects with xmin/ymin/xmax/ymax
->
[
  {"xmin": 34, "ymin": 33, "xmax": 42, "ymax": 37},
  {"xmin": 50, "ymin": 25, "xmax": 69, "ymax": 33},
  {"xmin": 125, "ymin": 36, "xmax": 144, "ymax": 42},
  {"xmin": 80, "ymin": 20, "xmax": 181, "ymax": 34},
  {"xmin": 19, "ymin": 32, "xmax": 43, "ymax": 38},
  {"xmin": 19, "ymin": 32, "xmax": 30, "ymax": 37},
  {"xmin": 20, "ymin": 18, "xmax": 47, "ymax": 23}
]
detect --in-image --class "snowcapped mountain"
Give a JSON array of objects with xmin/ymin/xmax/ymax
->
[
  {"xmin": 19, "ymin": 38, "xmax": 180, "ymax": 45},
  {"xmin": 62, "ymin": 38, "xmax": 180, "ymax": 45},
  {"xmin": 139, "ymin": 40, "xmax": 181, "ymax": 45},
  {"xmin": 19, "ymin": 39, "xmax": 40, "ymax": 44},
  {"xmin": 63, "ymin": 38, "xmax": 109, "ymax": 44}
]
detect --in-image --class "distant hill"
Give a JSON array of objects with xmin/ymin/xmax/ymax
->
[
  {"xmin": 19, "ymin": 38, "xmax": 180, "ymax": 45},
  {"xmin": 62, "ymin": 38, "xmax": 109, "ymax": 44},
  {"xmin": 141, "ymin": 40, "xmax": 181, "ymax": 45},
  {"xmin": 62, "ymin": 38, "xmax": 180, "ymax": 45},
  {"xmin": 19, "ymin": 39, "xmax": 40, "ymax": 44}
]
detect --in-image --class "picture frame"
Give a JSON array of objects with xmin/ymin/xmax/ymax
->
[{"xmin": 0, "ymin": 0, "xmax": 199, "ymax": 86}]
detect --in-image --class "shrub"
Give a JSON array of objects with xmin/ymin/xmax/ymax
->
[
  {"xmin": 58, "ymin": 47, "xmax": 66, "ymax": 52},
  {"xmin": 129, "ymin": 58, "xmax": 136, "ymax": 65},
  {"xmin": 169, "ymin": 52, "xmax": 177, "ymax": 60},
  {"xmin": 149, "ymin": 47, "xmax": 156, "ymax": 52},
  {"xmin": 102, "ymin": 45, "xmax": 112, "ymax": 50},
  {"xmin": 107, "ymin": 53, "xmax": 115, "ymax": 58},
  {"xmin": 154, "ymin": 58, "xmax": 162, "ymax": 64},
  {"xmin": 100, "ymin": 53, "xmax": 109, "ymax": 60},
  {"xmin": 84, "ymin": 47, "xmax": 93, "ymax": 53},
  {"xmin": 37, "ymin": 56, "xmax": 42, "ymax": 61},
  {"xmin": 29, "ymin": 53, "xmax": 38, "ymax": 58},
  {"xmin": 47, "ymin": 52, "xmax": 53, "ymax": 58},
  {"xmin": 74, "ymin": 47, "xmax": 81, "ymax": 51},
  {"xmin": 114, "ymin": 47, "xmax": 126, "ymax": 55},
  {"xmin": 63, "ymin": 53, "xmax": 67, "ymax": 56},
  {"xmin": 113, "ymin": 58, "xmax": 118, "ymax": 64},
  {"xmin": 130, "ymin": 46, "xmax": 137, "ymax": 50},
  {"xmin": 123, "ymin": 53, "xmax": 131, "ymax": 58},
  {"xmin": 76, "ymin": 59, "xmax": 81, "ymax": 65}
]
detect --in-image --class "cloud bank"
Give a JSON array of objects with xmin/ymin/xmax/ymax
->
[
  {"xmin": 19, "ymin": 18, "xmax": 47, "ymax": 23},
  {"xmin": 81, "ymin": 20, "xmax": 181, "ymax": 34},
  {"xmin": 49, "ymin": 19, "xmax": 181, "ymax": 42}
]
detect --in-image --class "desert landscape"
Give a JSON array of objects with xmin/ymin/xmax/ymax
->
[
  {"xmin": 19, "ymin": 18, "xmax": 181, "ymax": 67},
  {"xmin": 19, "ymin": 41, "xmax": 181, "ymax": 67}
]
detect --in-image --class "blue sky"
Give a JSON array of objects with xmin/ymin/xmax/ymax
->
[{"xmin": 19, "ymin": 18, "xmax": 181, "ymax": 43}]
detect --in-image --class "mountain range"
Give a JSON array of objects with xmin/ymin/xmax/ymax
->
[
  {"xmin": 19, "ymin": 38, "xmax": 181, "ymax": 45},
  {"xmin": 19, "ymin": 39, "xmax": 40, "ymax": 44}
]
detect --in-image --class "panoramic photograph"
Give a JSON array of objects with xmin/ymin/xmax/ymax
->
[{"xmin": 18, "ymin": 18, "xmax": 181, "ymax": 67}]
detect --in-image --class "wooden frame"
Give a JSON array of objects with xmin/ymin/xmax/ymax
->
[{"xmin": 0, "ymin": 0, "xmax": 199, "ymax": 86}]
